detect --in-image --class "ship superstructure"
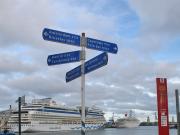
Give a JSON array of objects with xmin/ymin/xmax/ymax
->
[{"xmin": 7, "ymin": 98, "xmax": 106, "ymax": 132}]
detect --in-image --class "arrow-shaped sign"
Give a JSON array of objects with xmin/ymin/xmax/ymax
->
[
  {"xmin": 43, "ymin": 28, "xmax": 118, "ymax": 54},
  {"xmin": 66, "ymin": 52, "xmax": 108, "ymax": 82},
  {"xmin": 87, "ymin": 37, "xmax": 118, "ymax": 54},
  {"xmin": 47, "ymin": 51, "xmax": 81, "ymax": 66},
  {"xmin": 43, "ymin": 28, "xmax": 81, "ymax": 46}
]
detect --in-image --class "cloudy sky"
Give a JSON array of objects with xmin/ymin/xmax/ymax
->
[{"xmin": 0, "ymin": 0, "xmax": 180, "ymax": 121}]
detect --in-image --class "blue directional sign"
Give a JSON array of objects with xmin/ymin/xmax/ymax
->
[
  {"xmin": 66, "ymin": 52, "xmax": 108, "ymax": 82},
  {"xmin": 43, "ymin": 28, "xmax": 81, "ymax": 46},
  {"xmin": 47, "ymin": 51, "xmax": 81, "ymax": 66},
  {"xmin": 86, "ymin": 37, "xmax": 118, "ymax": 54}
]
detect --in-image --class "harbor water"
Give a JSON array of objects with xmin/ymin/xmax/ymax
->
[{"xmin": 21, "ymin": 127, "xmax": 177, "ymax": 135}]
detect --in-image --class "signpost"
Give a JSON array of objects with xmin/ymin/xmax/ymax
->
[
  {"xmin": 66, "ymin": 52, "xmax": 108, "ymax": 82},
  {"xmin": 47, "ymin": 50, "xmax": 81, "ymax": 66},
  {"xmin": 80, "ymin": 33, "xmax": 86, "ymax": 135},
  {"xmin": 87, "ymin": 38, "xmax": 118, "ymax": 54},
  {"xmin": 43, "ymin": 28, "xmax": 81, "ymax": 46},
  {"xmin": 156, "ymin": 78, "xmax": 169, "ymax": 135},
  {"xmin": 18, "ymin": 97, "xmax": 21, "ymax": 135},
  {"xmin": 42, "ymin": 28, "xmax": 118, "ymax": 135},
  {"xmin": 175, "ymin": 89, "xmax": 180, "ymax": 135}
]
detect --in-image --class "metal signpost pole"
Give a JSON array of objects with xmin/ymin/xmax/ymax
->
[
  {"xmin": 18, "ymin": 97, "xmax": 21, "ymax": 135},
  {"xmin": 175, "ymin": 89, "xmax": 180, "ymax": 135},
  {"xmin": 81, "ymin": 33, "xmax": 86, "ymax": 135}
]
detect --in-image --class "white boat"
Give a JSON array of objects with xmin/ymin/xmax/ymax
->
[
  {"xmin": 7, "ymin": 98, "xmax": 106, "ymax": 132},
  {"xmin": 115, "ymin": 110, "xmax": 140, "ymax": 128}
]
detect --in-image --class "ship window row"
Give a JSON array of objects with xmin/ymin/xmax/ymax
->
[
  {"xmin": 10, "ymin": 115, "xmax": 104, "ymax": 120},
  {"xmin": 61, "ymin": 120, "xmax": 104, "ymax": 124},
  {"xmin": 9, "ymin": 118, "xmax": 105, "ymax": 125},
  {"xmin": 44, "ymin": 107, "xmax": 78, "ymax": 112},
  {"xmin": 31, "ymin": 111, "xmax": 103, "ymax": 117},
  {"xmin": 9, "ymin": 116, "xmax": 104, "ymax": 122},
  {"xmin": 11, "ymin": 124, "xmax": 29, "ymax": 127},
  {"xmin": 10, "ymin": 124, "xmax": 37, "ymax": 127},
  {"xmin": 11, "ymin": 110, "xmax": 103, "ymax": 117}
]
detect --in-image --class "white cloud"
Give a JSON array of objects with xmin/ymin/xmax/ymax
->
[
  {"xmin": 0, "ymin": 0, "xmax": 58, "ymax": 47},
  {"xmin": 129, "ymin": 0, "xmax": 180, "ymax": 35},
  {"xmin": 128, "ymin": 0, "xmax": 180, "ymax": 53},
  {"xmin": 134, "ymin": 84, "xmax": 145, "ymax": 90},
  {"xmin": 143, "ymin": 92, "xmax": 156, "ymax": 98},
  {"xmin": 169, "ymin": 77, "xmax": 180, "ymax": 84}
]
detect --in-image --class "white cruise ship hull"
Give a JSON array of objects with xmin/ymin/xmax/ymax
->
[
  {"xmin": 10, "ymin": 123, "xmax": 104, "ymax": 132},
  {"xmin": 116, "ymin": 121, "xmax": 139, "ymax": 128},
  {"xmin": 115, "ymin": 118, "xmax": 140, "ymax": 128}
]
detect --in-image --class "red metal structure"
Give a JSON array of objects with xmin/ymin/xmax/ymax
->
[{"xmin": 156, "ymin": 78, "xmax": 169, "ymax": 135}]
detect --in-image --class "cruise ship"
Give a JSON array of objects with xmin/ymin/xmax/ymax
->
[
  {"xmin": 7, "ymin": 98, "xmax": 106, "ymax": 132},
  {"xmin": 115, "ymin": 110, "xmax": 140, "ymax": 128}
]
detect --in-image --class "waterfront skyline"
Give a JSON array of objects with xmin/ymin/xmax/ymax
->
[{"xmin": 0, "ymin": 0, "xmax": 180, "ymax": 121}]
